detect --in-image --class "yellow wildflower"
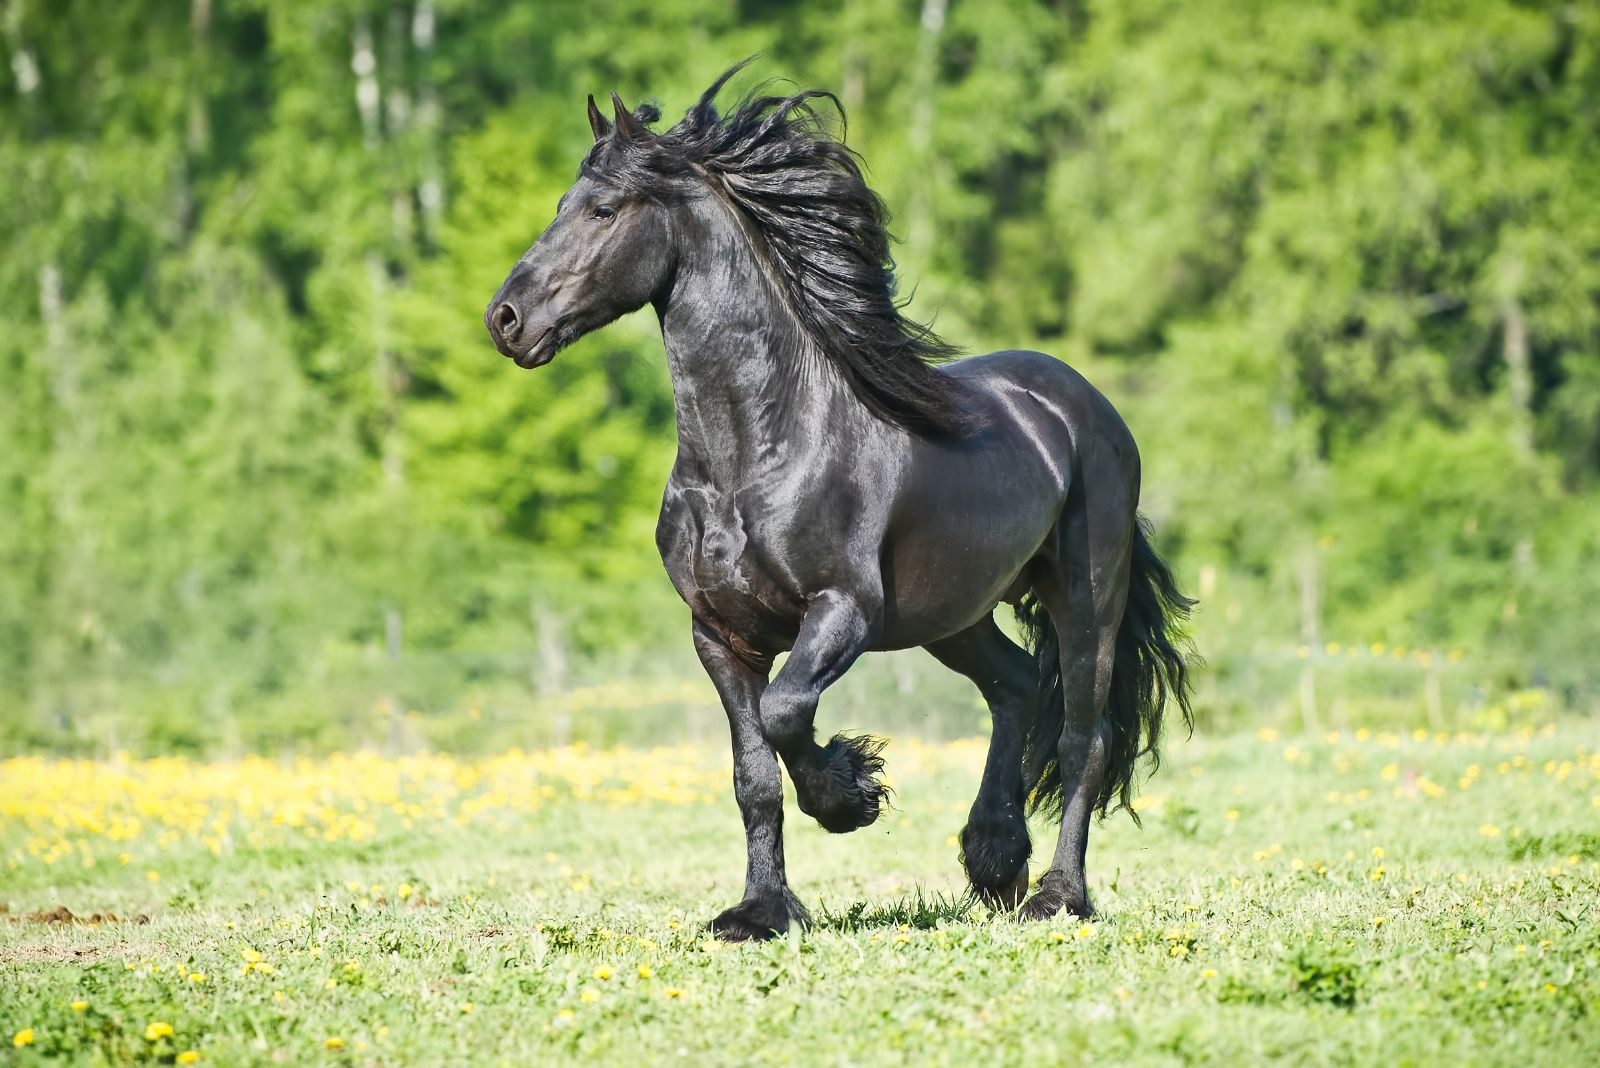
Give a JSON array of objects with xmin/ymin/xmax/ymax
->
[
  {"xmin": 70, "ymin": 1001, "xmax": 88, "ymax": 1012},
  {"xmin": 665, "ymin": 987, "xmax": 684, "ymax": 998},
  {"xmin": 145, "ymin": 1021, "xmax": 174, "ymax": 1041},
  {"xmin": 579, "ymin": 988, "xmax": 601, "ymax": 1004},
  {"xmin": 637, "ymin": 965, "xmax": 653, "ymax": 978},
  {"xmin": 324, "ymin": 1038, "xmax": 345, "ymax": 1050},
  {"xmin": 13, "ymin": 1029, "xmax": 35, "ymax": 1048},
  {"xmin": 592, "ymin": 964, "xmax": 613, "ymax": 981},
  {"xmin": 177, "ymin": 1052, "xmax": 201, "ymax": 1065}
]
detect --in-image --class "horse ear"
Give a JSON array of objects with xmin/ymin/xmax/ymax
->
[
  {"xmin": 610, "ymin": 90, "xmax": 647, "ymax": 141},
  {"xmin": 586, "ymin": 94, "xmax": 612, "ymax": 141}
]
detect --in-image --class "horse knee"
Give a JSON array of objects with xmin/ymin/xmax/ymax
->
[{"xmin": 759, "ymin": 686, "xmax": 815, "ymax": 749}]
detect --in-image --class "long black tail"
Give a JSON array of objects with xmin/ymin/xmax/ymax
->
[{"xmin": 1018, "ymin": 516, "xmax": 1197, "ymax": 820}]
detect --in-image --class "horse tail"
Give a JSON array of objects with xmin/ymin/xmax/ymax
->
[
  {"xmin": 1101, "ymin": 518, "xmax": 1196, "ymax": 817},
  {"xmin": 1019, "ymin": 517, "xmax": 1197, "ymax": 820}
]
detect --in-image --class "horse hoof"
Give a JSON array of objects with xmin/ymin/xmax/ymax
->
[
  {"xmin": 709, "ymin": 903, "xmax": 786, "ymax": 942},
  {"xmin": 1016, "ymin": 870, "xmax": 1092, "ymax": 922},
  {"xmin": 806, "ymin": 734, "xmax": 889, "ymax": 833},
  {"xmin": 960, "ymin": 804, "xmax": 1032, "ymax": 906},
  {"xmin": 976, "ymin": 862, "xmax": 1030, "ymax": 911},
  {"xmin": 708, "ymin": 891, "xmax": 808, "ymax": 942}
]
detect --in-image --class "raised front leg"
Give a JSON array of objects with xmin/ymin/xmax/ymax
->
[
  {"xmin": 762, "ymin": 588, "xmax": 889, "ymax": 834},
  {"xmin": 692, "ymin": 620, "xmax": 806, "ymax": 941}
]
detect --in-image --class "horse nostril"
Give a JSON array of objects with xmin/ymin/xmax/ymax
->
[{"xmin": 494, "ymin": 302, "xmax": 520, "ymax": 339}]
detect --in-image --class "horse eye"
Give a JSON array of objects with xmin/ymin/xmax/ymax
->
[{"xmin": 593, "ymin": 205, "xmax": 616, "ymax": 221}]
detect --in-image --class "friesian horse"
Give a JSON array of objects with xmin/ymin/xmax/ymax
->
[{"xmin": 486, "ymin": 63, "xmax": 1196, "ymax": 941}]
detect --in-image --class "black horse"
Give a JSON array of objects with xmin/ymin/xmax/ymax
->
[{"xmin": 486, "ymin": 64, "xmax": 1195, "ymax": 941}]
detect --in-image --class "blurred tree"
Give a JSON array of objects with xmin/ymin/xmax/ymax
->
[{"xmin": 0, "ymin": 0, "xmax": 1595, "ymax": 749}]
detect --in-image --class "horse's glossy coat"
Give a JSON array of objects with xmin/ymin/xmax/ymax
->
[{"xmin": 486, "ymin": 64, "xmax": 1196, "ymax": 939}]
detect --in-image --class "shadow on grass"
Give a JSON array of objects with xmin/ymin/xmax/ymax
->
[{"xmin": 814, "ymin": 888, "xmax": 979, "ymax": 932}]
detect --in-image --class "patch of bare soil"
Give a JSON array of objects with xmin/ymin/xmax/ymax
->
[{"xmin": 18, "ymin": 905, "xmax": 150, "ymax": 925}]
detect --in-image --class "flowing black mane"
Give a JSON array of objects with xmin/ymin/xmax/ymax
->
[{"xmin": 586, "ymin": 63, "xmax": 971, "ymax": 437}]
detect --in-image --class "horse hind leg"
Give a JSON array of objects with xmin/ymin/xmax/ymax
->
[
  {"xmin": 1019, "ymin": 481, "xmax": 1134, "ymax": 921},
  {"xmin": 924, "ymin": 618, "xmax": 1035, "ymax": 908}
]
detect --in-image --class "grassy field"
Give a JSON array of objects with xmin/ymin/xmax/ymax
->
[{"xmin": 3, "ymin": 724, "xmax": 1598, "ymax": 1066}]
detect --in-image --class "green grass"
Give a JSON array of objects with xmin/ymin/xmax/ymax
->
[{"xmin": 3, "ymin": 725, "xmax": 1598, "ymax": 1065}]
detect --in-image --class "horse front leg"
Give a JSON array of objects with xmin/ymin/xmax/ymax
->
[
  {"xmin": 692, "ymin": 621, "xmax": 806, "ymax": 941},
  {"xmin": 762, "ymin": 588, "xmax": 889, "ymax": 834}
]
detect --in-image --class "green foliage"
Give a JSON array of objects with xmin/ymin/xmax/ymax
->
[{"xmin": 1, "ymin": 0, "xmax": 1596, "ymax": 748}]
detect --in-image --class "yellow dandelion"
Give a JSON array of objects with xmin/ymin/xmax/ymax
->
[
  {"xmin": 145, "ymin": 1021, "xmax": 174, "ymax": 1041},
  {"xmin": 460, "ymin": 1003, "xmax": 475, "ymax": 1015},
  {"xmin": 592, "ymin": 964, "xmax": 613, "ymax": 981},
  {"xmin": 13, "ymin": 1029, "xmax": 35, "ymax": 1048},
  {"xmin": 324, "ymin": 1037, "xmax": 345, "ymax": 1050},
  {"xmin": 1372, "ymin": 916, "xmax": 1385, "ymax": 927},
  {"xmin": 665, "ymin": 987, "xmax": 684, "ymax": 998},
  {"xmin": 1048, "ymin": 931, "xmax": 1067, "ymax": 943},
  {"xmin": 637, "ymin": 965, "xmax": 653, "ymax": 978},
  {"xmin": 1075, "ymin": 924, "xmax": 1095, "ymax": 940},
  {"xmin": 70, "ymin": 1001, "xmax": 88, "ymax": 1012},
  {"xmin": 579, "ymin": 988, "xmax": 601, "ymax": 1004},
  {"xmin": 146, "ymin": 870, "xmax": 161, "ymax": 883},
  {"xmin": 1544, "ymin": 983, "xmax": 1558, "ymax": 994},
  {"xmin": 188, "ymin": 972, "xmax": 206, "ymax": 983},
  {"xmin": 177, "ymin": 1052, "xmax": 201, "ymax": 1065},
  {"xmin": 1201, "ymin": 969, "xmax": 1217, "ymax": 979},
  {"xmin": 1479, "ymin": 825, "xmax": 1501, "ymax": 837}
]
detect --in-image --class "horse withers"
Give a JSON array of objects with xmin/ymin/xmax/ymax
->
[{"xmin": 485, "ymin": 62, "xmax": 1196, "ymax": 941}]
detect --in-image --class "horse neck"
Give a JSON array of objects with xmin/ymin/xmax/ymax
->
[{"xmin": 655, "ymin": 195, "xmax": 878, "ymax": 487}]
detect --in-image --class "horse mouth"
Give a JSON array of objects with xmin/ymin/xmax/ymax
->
[{"xmin": 512, "ymin": 328, "xmax": 556, "ymax": 368}]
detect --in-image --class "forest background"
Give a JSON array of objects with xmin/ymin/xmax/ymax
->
[{"xmin": 2, "ymin": 0, "xmax": 1597, "ymax": 754}]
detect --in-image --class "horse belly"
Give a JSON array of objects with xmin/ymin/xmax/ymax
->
[{"xmin": 877, "ymin": 450, "xmax": 1064, "ymax": 648}]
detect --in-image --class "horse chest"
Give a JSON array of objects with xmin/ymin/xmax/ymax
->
[{"xmin": 659, "ymin": 485, "xmax": 802, "ymax": 650}]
